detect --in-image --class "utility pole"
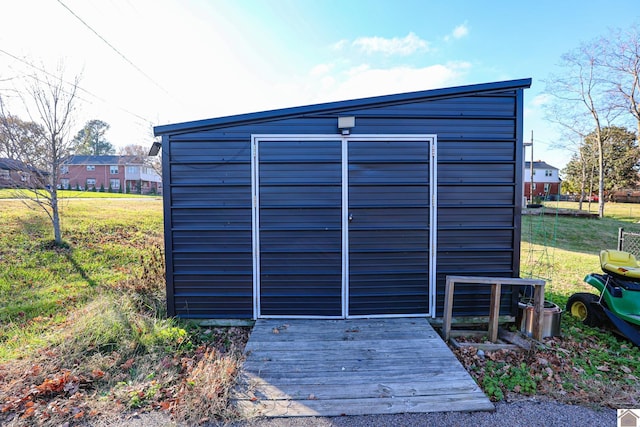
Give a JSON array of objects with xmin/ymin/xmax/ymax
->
[
  {"xmin": 524, "ymin": 131, "xmax": 534, "ymax": 205},
  {"xmin": 529, "ymin": 130, "xmax": 534, "ymax": 204}
]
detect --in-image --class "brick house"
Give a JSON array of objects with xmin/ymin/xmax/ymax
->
[
  {"xmin": 59, "ymin": 155, "xmax": 162, "ymax": 194},
  {"xmin": 0, "ymin": 158, "xmax": 42, "ymax": 188},
  {"xmin": 523, "ymin": 161, "xmax": 561, "ymax": 199}
]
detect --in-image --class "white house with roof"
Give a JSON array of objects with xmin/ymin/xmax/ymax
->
[{"xmin": 523, "ymin": 161, "xmax": 561, "ymax": 199}]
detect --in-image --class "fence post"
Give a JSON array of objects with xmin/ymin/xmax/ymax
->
[{"xmin": 618, "ymin": 227, "xmax": 624, "ymax": 251}]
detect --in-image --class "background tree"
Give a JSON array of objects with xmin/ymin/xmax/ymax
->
[
  {"xmin": 546, "ymin": 24, "xmax": 640, "ymax": 217},
  {"xmin": 546, "ymin": 41, "xmax": 618, "ymax": 218},
  {"xmin": 596, "ymin": 126, "xmax": 639, "ymax": 196},
  {"xmin": 118, "ymin": 143, "xmax": 162, "ymax": 175},
  {"xmin": 600, "ymin": 24, "xmax": 640, "ymax": 143},
  {"xmin": 72, "ymin": 119, "xmax": 114, "ymax": 155},
  {"xmin": 0, "ymin": 67, "xmax": 80, "ymax": 245},
  {"xmin": 562, "ymin": 126, "xmax": 639, "ymax": 201},
  {"xmin": 0, "ymin": 115, "xmax": 45, "ymax": 164}
]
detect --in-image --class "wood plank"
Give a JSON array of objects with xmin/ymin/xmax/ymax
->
[
  {"xmin": 488, "ymin": 282, "xmax": 501, "ymax": 342},
  {"xmin": 244, "ymin": 349, "xmax": 455, "ymax": 362},
  {"xmin": 235, "ymin": 393, "xmax": 495, "ymax": 417},
  {"xmin": 243, "ymin": 361, "xmax": 467, "ymax": 376},
  {"xmin": 236, "ymin": 318, "xmax": 493, "ymax": 417},
  {"xmin": 236, "ymin": 378, "xmax": 482, "ymax": 400},
  {"xmin": 246, "ymin": 326, "xmax": 437, "ymax": 341},
  {"xmin": 245, "ymin": 339, "xmax": 448, "ymax": 352},
  {"xmin": 239, "ymin": 369, "xmax": 475, "ymax": 385}
]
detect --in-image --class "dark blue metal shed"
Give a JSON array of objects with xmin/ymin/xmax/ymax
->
[{"xmin": 153, "ymin": 78, "xmax": 532, "ymax": 320}]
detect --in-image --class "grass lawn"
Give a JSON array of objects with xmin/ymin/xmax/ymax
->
[
  {"xmin": 466, "ymin": 200, "xmax": 640, "ymax": 405},
  {"xmin": 0, "ymin": 199, "xmax": 247, "ymax": 426},
  {"xmin": 0, "ymin": 189, "xmax": 160, "ymax": 199},
  {"xmin": 0, "ymin": 198, "xmax": 638, "ymax": 425}
]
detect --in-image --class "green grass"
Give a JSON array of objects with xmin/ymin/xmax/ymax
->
[
  {"xmin": 522, "ymin": 201, "xmax": 640, "ymax": 302},
  {"xmin": 0, "ymin": 199, "xmax": 165, "ymax": 360},
  {"xmin": 509, "ymin": 200, "xmax": 640, "ymax": 407},
  {"xmin": 0, "ymin": 189, "xmax": 160, "ymax": 199},
  {"xmin": 0, "ymin": 199, "xmax": 247, "ymax": 425}
]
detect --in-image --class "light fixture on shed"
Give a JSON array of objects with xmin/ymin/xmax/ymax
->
[
  {"xmin": 338, "ymin": 116, "xmax": 355, "ymax": 135},
  {"xmin": 148, "ymin": 141, "xmax": 162, "ymax": 156}
]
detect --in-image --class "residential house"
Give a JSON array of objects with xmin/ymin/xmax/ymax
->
[
  {"xmin": 523, "ymin": 161, "xmax": 561, "ymax": 199},
  {"xmin": 0, "ymin": 158, "xmax": 41, "ymax": 188},
  {"xmin": 59, "ymin": 155, "xmax": 161, "ymax": 194}
]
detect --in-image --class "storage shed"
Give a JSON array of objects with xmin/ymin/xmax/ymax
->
[{"xmin": 153, "ymin": 78, "xmax": 532, "ymax": 320}]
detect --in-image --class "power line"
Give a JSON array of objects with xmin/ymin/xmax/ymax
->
[
  {"xmin": 0, "ymin": 47, "xmax": 155, "ymax": 125},
  {"xmin": 55, "ymin": 0, "xmax": 173, "ymax": 98}
]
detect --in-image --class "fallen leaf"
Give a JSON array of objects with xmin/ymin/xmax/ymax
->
[
  {"xmin": 621, "ymin": 366, "xmax": 632, "ymax": 374},
  {"xmin": 22, "ymin": 406, "xmax": 36, "ymax": 418},
  {"xmin": 596, "ymin": 365, "xmax": 610, "ymax": 372},
  {"xmin": 91, "ymin": 369, "xmax": 105, "ymax": 379},
  {"xmin": 121, "ymin": 358, "xmax": 135, "ymax": 370}
]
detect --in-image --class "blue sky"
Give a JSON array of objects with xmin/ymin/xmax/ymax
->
[{"xmin": 1, "ymin": 0, "xmax": 639, "ymax": 169}]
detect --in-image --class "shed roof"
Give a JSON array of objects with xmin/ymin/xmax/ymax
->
[{"xmin": 154, "ymin": 78, "xmax": 532, "ymax": 136}]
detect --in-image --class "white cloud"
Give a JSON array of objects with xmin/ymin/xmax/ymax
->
[
  {"xmin": 352, "ymin": 32, "xmax": 429, "ymax": 56},
  {"xmin": 332, "ymin": 39, "xmax": 348, "ymax": 51},
  {"xmin": 445, "ymin": 23, "xmax": 470, "ymax": 41},
  {"xmin": 315, "ymin": 61, "xmax": 472, "ymax": 102},
  {"xmin": 452, "ymin": 23, "xmax": 469, "ymax": 39},
  {"xmin": 310, "ymin": 63, "xmax": 333, "ymax": 76}
]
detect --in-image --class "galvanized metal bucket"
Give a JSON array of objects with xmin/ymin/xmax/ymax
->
[{"xmin": 518, "ymin": 300, "xmax": 563, "ymax": 338}]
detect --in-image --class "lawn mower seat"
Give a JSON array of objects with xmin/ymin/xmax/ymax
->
[{"xmin": 600, "ymin": 249, "xmax": 640, "ymax": 281}]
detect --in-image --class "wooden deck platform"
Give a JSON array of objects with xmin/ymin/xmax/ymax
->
[{"xmin": 233, "ymin": 318, "xmax": 494, "ymax": 417}]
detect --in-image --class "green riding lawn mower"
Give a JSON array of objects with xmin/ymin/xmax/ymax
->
[{"xmin": 567, "ymin": 249, "xmax": 640, "ymax": 346}]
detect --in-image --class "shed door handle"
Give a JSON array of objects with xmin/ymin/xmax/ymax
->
[{"xmin": 348, "ymin": 213, "xmax": 353, "ymax": 222}]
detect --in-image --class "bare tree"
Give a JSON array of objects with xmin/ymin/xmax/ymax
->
[
  {"xmin": 545, "ymin": 41, "xmax": 617, "ymax": 218},
  {"xmin": 600, "ymin": 24, "xmax": 640, "ymax": 143},
  {"xmin": 118, "ymin": 143, "xmax": 162, "ymax": 176},
  {"xmin": 0, "ymin": 67, "xmax": 80, "ymax": 245}
]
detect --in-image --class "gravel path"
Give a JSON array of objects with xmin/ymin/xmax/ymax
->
[
  {"xmin": 98, "ymin": 400, "xmax": 616, "ymax": 426},
  {"xmin": 229, "ymin": 400, "xmax": 616, "ymax": 427}
]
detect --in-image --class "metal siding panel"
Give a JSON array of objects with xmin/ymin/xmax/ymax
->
[
  {"xmin": 167, "ymin": 136, "xmax": 253, "ymax": 319},
  {"xmin": 512, "ymin": 88, "xmax": 525, "ymax": 315},
  {"xmin": 342, "ymin": 96, "xmax": 516, "ymax": 118},
  {"xmin": 258, "ymin": 139, "xmax": 343, "ymax": 316},
  {"xmin": 172, "ymin": 208, "xmax": 252, "ymax": 229},
  {"xmin": 171, "ymin": 163, "xmax": 250, "ymax": 185},
  {"xmin": 171, "ymin": 186, "xmax": 251, "ymax": 207},
  {"xmin": 438, "ymin": 185, "xmax": 514, "ymax": 206},
  {"xmin": 439, "ymin": 163, "xmax": 514, "ymax": 184},
  {"xmin": 162, "ymin": 135, "xmax": 176, "ymax": 317},
  {"xmin": 438, "ymin": 140, "xmax": 515, "ymax": 162},
  {"xmin": 348, "ymin": 140, "xmax": 430, "ymax": 316}
]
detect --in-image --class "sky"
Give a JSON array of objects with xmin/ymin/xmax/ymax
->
[{"xmin": 1, "ymin": 0, "xmax": 639, "ymax": 170}]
